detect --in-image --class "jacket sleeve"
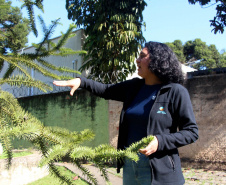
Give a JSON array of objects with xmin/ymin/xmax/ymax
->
[
  {"xmin": 79, "ymin": 77, "xmax": 137, "ymax": 102},
  {"xmin": 156, "ymin": 85, "xmax": 199, "ymax": 151}
]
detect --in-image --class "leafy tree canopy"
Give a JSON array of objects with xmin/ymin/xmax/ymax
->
[
  {"xmin": 188, "ymin": 0, "xmax": 226, "ymax": 34},
  {"xmin": 165, "ymin": 38, "xmax": 226, "ymax": 69},
  {"xmin": 66, "ymin": 0, "xmax": 147, "ymax": 83},
  {"xmin": 0, "ymin": 0, "xmax": 30, "ymax": 54},
  {"xmin": 165, "ymin": 40, "xmax": 186, "ymax": 63}
]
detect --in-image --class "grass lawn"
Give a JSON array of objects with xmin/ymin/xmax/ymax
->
[
  {"xmin": 27, "ymin": 166, "xmax": 89, "ymax": 185},
  {"xmin": 0, "ymin": 150, "xmax": 33, "ymax": 159}
]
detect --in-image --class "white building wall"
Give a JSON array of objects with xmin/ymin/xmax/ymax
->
[{"xmin": 1, "ymin": 29, "xmax": 86, "ymax": 98}]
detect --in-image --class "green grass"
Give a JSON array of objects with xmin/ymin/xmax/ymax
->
[
  {"xmin": 107, "ymin": 167, "xmax": 123, "ymax": 178},
  {"xmin": 27, "ymin": 166, "xmax": 89, "ymax": 185},
  {"xmin": 0, "ymin": 151, "xmax": 33, "ymax": 159}
]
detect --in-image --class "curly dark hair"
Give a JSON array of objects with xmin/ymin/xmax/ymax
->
[{"xmin": 145, "ymin": 41, "xmax": 184, "ymax": 84}]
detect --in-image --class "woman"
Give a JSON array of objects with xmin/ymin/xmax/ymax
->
[{"xmin": 53, "ymin": 41, "xmax": 199, "ymax": 185}]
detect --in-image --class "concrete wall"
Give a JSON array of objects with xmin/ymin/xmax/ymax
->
[
  {"xmin": 108, "ymin": 73, "xmax": 226, "ymax": 170},
  {"xmin": 0, "ymin": 152, "xmax": 48, "ymax": 185}
]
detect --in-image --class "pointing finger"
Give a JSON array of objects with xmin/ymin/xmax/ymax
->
[
  {"xmin": 70, "ymin": 86, "xmax": 78, "ymax": 96},
  {"xmin": 53, "ymin": 81, "xmax": 68, "ymax": 86}
]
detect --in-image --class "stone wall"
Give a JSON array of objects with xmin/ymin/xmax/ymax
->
[
  {"xmin": 182, "ymin": 73, "xmax": 226, "ymax": 170},
  {"xmin": 108, "ymin": 100, "xmax": 123, "ymax": 148},
  {"xmin": 108, "ymin": 73, "xmax": 226, "ymax": 170}
]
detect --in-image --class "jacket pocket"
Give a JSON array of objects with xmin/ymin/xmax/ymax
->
[
  {"xmin": 168, "ymin": 155, "xmax": 175, "ymax": 172},
  {"xmin": 150, "ymin": 150, "xmax": 185, "ymax": 184}
]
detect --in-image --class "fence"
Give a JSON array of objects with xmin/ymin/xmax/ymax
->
[{"xmin": 3, "ymin": 82, "xmax": 71, "ymax": 98}]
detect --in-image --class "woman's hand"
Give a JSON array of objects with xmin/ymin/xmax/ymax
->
[
  {"xmin": 139, "ymin": 136, "xmax": 159, "ymax": 156},
  {"xmin": 53, "ymin": 78, "xmax": 81, "ymax": 96}
]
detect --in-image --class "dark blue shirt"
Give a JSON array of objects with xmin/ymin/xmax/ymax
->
[{"xmin": 125, "ymin": 84, "xmax": 162, "ymax": 147}]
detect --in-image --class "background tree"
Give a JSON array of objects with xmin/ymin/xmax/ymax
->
[
  {"xmin": 188, "ymin": 0, "xmax": 226, "ymax": 34},
  {"xmin": 66, "ymin": 0, "xmax": 146, "ymax": 83},
  {"xmin": 219, "ymin": 49, "xmax": 226, "ymax": 66},
  {"xmin": 0, "ymin": 0, "xmax": 30, "ymax": 78},
  {"xmin": 165, "ymin": 40, "xmax": 186, "ymax": 63},
  {"xmin": 0, "ymin": 0, "xmax": 30, "ymax": 54},
  {"xmin": 165, "ymin": 38, "xmax": 226, "ymax": 69}
]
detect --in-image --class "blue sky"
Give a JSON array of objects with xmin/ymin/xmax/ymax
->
[{"xmin": 12, "ymin": 0, "xmax": 226, "ymax": 52}]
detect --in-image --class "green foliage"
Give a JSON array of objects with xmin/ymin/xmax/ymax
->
[
  {"xmin": 219, "ymin": 50, "xmax": 226, "ymax": 67},
  {"xmin": 21, "ymin": 0, "xmax": 44, "ymax": 37},
  {"xmin": 0, "ymin": 150, "xmax": 32, "ymax": 159},
  {"xmin": 0, "ymin": 20, "xmax": 84, "ymax": 91},
  {"xmin": 188, "ymin": 0, "xmax": 226, "ymax": 34},
  {"xmin": 0, "ymin": 1, "xmax": 89, "ymax": 184},
  {"xmin": 0, "ymin": 90, "xmax": 154, "ymax": 185},
  {"xmin": 165, "ymin": 38, "xmax": 226, "ymax": 69},
  {"xmin": 0, "ymin": 0, "xmax": 30, "ymax": 54},
  {"xmin": 165, "ymin": 40, "xmax": 186, "ymax": 63},
  {"xmin": 0, "ymin": 0, "xmax": 85, "ymax": 91},
  {"xmin": 66, "ymin": 0, "xmax": 147, "ymax": 83}
]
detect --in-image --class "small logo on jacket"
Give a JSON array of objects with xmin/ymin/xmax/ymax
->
[{"xmin": 157, "ymin": 107, "xmax": 166, "ymax": 114}]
